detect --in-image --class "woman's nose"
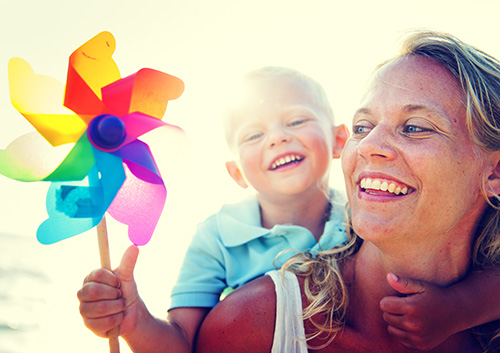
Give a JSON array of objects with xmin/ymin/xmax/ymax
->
[{"xmin": 357, "ymin": 126, "xmax": 396, "ymax": 160}]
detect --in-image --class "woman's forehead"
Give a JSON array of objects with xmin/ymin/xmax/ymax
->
[{"xmin": 361, "ymin": 56, "xmax": 465, "ymax": 110}]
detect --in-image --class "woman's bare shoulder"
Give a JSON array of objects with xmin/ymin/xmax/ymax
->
[{"xmin": 196, "ymin": 275, "xmax": 276, "ymax": 353}]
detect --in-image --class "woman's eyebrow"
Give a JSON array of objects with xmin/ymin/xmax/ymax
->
[
  {"xmin": 403, "ymin": 104, "xmax": 449, "ymax": 121},
  {"xmin": 353, "ymin": 107, "xmax": 371, "ymax": 115}
]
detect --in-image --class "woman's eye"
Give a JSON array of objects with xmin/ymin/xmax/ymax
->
[
  {"xmin": 352, "ymin": 124, "xmax": 372, "ymax": 136},
  {"xmin": 402, "ymin": 125, "xmax": 432, "ymax": 134}
]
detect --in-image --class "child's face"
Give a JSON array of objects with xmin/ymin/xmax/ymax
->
[{"xmin": 226, "ymin": 76, "xmax": 337, "ymax": 199}]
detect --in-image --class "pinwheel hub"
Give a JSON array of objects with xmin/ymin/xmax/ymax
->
[{"xmin": 88, "ymin": 114, "xmax": 126, "ymax": 150}]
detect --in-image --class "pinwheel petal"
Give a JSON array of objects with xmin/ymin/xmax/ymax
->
[
  {"xmin": 64, "ymin": 31, "xmax": 120, "ymax": 122},
  {"xmin": 8, "ymin": 58, "xmax": 87, "ymax": 146},
  {"xmin": 112, "ymin": 140, "xmax": 162, "ymax": 184},
  {"xmin": 37, "ymin": 168, "xmax": 104, "ymax": 244},
  {"xmin": 92, "ymin": 146, "xmax": 126, "ymax": 207},
  {"xmin": 37, "ymin": 149, "xmax": 126, "ymax": 244},
  {"xmin": 0, "ymin": 132, "xmax": 73, "ymax": 181},
  {"xmin": 107, "ymin": 164, "xmax": 166, "ymax": 246},
  {"xmin": 43, "ymin": 134, "xmax": 95, "ymax": 181},
  {"xmin": 101, "ymin": 68, "xmax": 184, "ymax": 119},
  {"xmin": 118, "ymin": 112, "xmax": 174, "ymax": 148}
]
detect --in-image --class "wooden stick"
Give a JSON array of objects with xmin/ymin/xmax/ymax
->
[{"xmin": 97, "ymin": 216, "xmax": 120, "ymax": 353}]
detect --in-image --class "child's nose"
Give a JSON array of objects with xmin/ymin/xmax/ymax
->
[{"xmin": 268, "ymin": 128, "xmax": 290, "ymax": 148}]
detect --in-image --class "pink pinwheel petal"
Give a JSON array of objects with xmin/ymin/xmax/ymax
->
[
  {"xmin": 101, "ymin": 68, "xmax": 184, "ymax": 119},
  {"xmin": 107, "ymin": 165, "xmax": 166, "ymax": 246},
  {"xmin": 119, "ymin": 112, "xmax": 170, "ymax": 147},
  {"xmin": 65, "ymin": 31, "xmax": 120, "ymax": 123},
  {"xmin": 8, "ymin": 58, "xmax": 87, "ymax": 146}
]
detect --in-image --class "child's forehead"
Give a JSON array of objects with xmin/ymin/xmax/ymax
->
[{"xmin": 230, "ymin": 75, "xmax": 320, "ymax": 110}]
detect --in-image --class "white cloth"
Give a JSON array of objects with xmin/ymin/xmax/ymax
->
[{"xmin": 268, "ymin": 270, "xmax": 308, "ymax": 353}]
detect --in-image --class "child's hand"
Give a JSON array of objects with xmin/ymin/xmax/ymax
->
[
  {"xmin": 77, "ymin": 245, "xmax": 141, "ymax": 338},
  {"xmin": 379, "ymin": 273, "xmax": 464, "ymax": 351}
]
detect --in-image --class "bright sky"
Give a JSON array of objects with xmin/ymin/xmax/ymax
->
[{"xmin": 2, "ymin": 1, "xmax": 500, "ymax": 352}]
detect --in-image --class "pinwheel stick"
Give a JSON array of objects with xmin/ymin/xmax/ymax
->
[{"xmin": 96, "ymin": 216, "xmax": 120, "ymax": 353}]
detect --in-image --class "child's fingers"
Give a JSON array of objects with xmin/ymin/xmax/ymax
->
[
  {"xmin": 380, "ymin": 295, "xmax": 408, "ymax": 314},
  {"xmin": 83, "ymin": 268, "xmax": 120, "ymax": 287},
  {"xmin": 386, "ymin": 273, "xmax": 425, "ymax": 295},
  {"xmin": 114, "ymin": 245, "xmax": 139, "ymax": 282},
  {"xmin": 79, "ymin": 297, "xmax": 127, "ymax": 319},
  {"xmin": 82, "ymin": 312, "xmax": 125, "ymax": 338},
  {"xmin": 77, "ymin": 281, "xmax": 122, "ymax": 302},
  {"xmin": 386, "ymin": 325, "xmax": 419, "ymax": 350},
  {"xmin": 382, "ymin": 311, "xmax": 422, "ymax": 332}
]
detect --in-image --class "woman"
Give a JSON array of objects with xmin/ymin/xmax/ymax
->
[{"xmin": 195, "ymin": 31, "xmax": 500, "ymax": 352}]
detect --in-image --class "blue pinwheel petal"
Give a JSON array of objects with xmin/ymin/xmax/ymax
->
[{"xmin": 36, "ymin": 149, "xmax": 125, "ymax": 244}]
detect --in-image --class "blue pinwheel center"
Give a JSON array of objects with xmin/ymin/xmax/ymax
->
[{"xmin": 88, "ymin": 114, "xmax": 126, "ymax": 150}]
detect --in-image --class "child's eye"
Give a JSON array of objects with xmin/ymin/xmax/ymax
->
[
  {"xmin": 289, "ymin": 118, "xmax": 307, "ymax": 127},
  {"xmin": 245, "ymin": 132, "xmax": 263, "ymax": 142}
]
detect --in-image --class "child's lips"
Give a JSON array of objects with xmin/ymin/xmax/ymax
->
[{"xmin": 269, "ymin": 153, "xmax": 304, "ymax": 171}]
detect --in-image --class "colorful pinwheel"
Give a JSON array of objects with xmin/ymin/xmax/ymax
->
[{"xmin": 0, "ymin": 31, "xmax": 184, "ymax": 246}]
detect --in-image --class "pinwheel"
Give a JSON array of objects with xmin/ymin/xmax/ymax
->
[{"xmin": 0, "ymin": 31, "xmax": 184, "ymax": 352}]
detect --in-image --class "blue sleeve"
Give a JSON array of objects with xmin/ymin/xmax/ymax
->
[{"xmin": 169, "ymin": 215, "xmax": 227, "ymax": 309}]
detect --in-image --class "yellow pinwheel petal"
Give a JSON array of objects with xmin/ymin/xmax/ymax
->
[
  {"xmin": 68, "ymin": 31, "xmax": 120, "ymax": 101},
  {"xmin": 8, "ymin": 58, "xmax": 87, "ymax": 146}
]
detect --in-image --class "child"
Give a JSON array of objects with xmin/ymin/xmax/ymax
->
[{"xmin": 77, "ymin": 66, "xmax": 350, "ymax": 353}]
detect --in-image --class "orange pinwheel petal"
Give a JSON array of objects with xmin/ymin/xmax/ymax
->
[
  {"xmin": 101, "ymin": 68, "xmax": 184, "ymax": 119},
  {"xmin": 8, "ymin": 58, "xmax": 87, "ymax": 146}
]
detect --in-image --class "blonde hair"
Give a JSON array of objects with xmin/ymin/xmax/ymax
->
[
  {"xmin": 284, "ymin": 30, "xmax": 500, "ymax": 352},
  {"xmin": 222, "ymin": 66, "xmax": 335, "ymax": 151}
]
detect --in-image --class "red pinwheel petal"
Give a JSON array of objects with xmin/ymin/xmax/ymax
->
[
  {"xmin": 101, "ymin": 68, "xmax": 184, "ymax": 119},
  {"xmin": 64, "ymin": 31, "xmax": 120, "ymax": 122}
]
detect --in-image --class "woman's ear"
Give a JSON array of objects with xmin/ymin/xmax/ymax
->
[
  {"xmin": 485, "ymin": 152, "xmax": 500, "ymax": 197},
  {"xmin": 332, "ymin": 124, "xmax": 349, "ymax": 159},
  {"xmin": 225, "ymin": 161, "xmax": 249, "ymax": 189}
]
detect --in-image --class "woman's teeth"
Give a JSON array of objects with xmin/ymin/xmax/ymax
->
[{"xmin": 360, "ymin": 178, "xmax": 411, "ymax": 195}]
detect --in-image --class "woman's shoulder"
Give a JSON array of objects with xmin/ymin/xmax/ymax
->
[{"xmin": 196, "ymin": 275, "xmax": 276, "ymax": 353}]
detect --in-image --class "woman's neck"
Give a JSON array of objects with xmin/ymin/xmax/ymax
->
[{"xmin": 362, "ymin": 230, "xmax": 475, "ymax": 286}]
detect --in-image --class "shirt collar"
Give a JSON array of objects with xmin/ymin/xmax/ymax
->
[
  {"xmin": 217, "ymin": 190, "xmax": 347, "ymax": 248},
  {"xmin": 217, "ymin": 197, "xmax": 270, "ymax": 247}
]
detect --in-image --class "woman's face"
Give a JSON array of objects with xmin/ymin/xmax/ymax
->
[{"xmin": 342, "ymin": 56, "xmax": 489, "ymax": 247}]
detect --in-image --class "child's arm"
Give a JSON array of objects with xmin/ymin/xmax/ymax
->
[
  {"xmin": 379, "ymin": 270, "xmax": 500, "ymax": 350},
  {"xmin": 77, "ymin": 245, "xmax": 210, "ymax": 353}
]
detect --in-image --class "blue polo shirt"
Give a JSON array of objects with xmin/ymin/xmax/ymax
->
[{"xmin": 169, "ymin": 189, "xmax": 348, "ymax": 309}]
